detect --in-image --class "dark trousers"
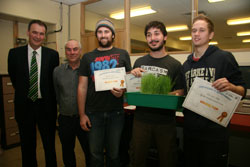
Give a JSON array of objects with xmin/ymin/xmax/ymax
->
[
  {"xmin": 130, "ymin": 119, "xmax": 177, "ymax": 167},
  {"xmin": 184, "ymin": 135, "xmax": 229, "ymax": 167},
  {"xmin": 120, "ymin": 112, "xmax": 134, "ymax": 167},
  {"xmin": 58, "ymin": 114, "xmax": 90, "ymax": 167},
  {"xmin": 17, "ymin": 99, "xmax": 57, "ymax": 167}
]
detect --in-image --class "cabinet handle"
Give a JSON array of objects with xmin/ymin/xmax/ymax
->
[
  {"xmin": 10, "ymin": 132, "xmax": 16, "ymax": 136},
  {"xmin": 8, "ymin": 100, "xmax": 14, "ymax": 103},
  {"xmin": 9, "ymin": 116, "xmax": 15, "ymax": 120},
  {"xmin": 6, "ymin": 82, "xmax": 13, "ymax": 86}
]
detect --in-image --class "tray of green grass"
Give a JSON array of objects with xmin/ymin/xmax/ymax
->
[
  {"xmin": 125, "ymin": 73, "xmax": 184, "ymax": 110},
  {"xmin": 126, "ymin": 92, "xmax": 185, "ymax": 110}
]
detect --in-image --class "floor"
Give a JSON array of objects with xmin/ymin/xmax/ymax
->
[
  {"xmin": 1, "ymin": 126, "xmax": 250, "ymax": 167},
  {"xmin": 0, "ymin": 130, "xmax": 86, "ymax": 167}
]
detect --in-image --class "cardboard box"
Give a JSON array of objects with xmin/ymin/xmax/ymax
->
[{"xmin": 235, "ymin": 99, "xmax": 250, "ymax": 115}]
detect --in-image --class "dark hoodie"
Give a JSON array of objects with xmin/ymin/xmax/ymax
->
[{"xmin": 181, "ymin": 45, "xmax": 245, "ymax": 141}]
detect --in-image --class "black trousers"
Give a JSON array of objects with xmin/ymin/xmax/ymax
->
[
  {"xmin": 17, "ymin": 99, "xmax": 57, "ymax": 167},
  {"xmin": 184, "ymin": 135, "xmax": 229, "ymax": 167},
  {"xmin": 58, "ymin": 114, "xmax": 90, "ymax": 167}
]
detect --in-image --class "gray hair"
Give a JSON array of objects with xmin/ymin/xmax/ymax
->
[{"xmin": 64, "ymin": 39, "xmax": 82, "ymax": 49}]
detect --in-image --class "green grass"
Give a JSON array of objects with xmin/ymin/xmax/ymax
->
[{"xmin": 141, "ymin": 73, "xmax": 173, "ymax": 95}]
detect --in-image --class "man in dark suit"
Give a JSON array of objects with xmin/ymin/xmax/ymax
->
[{"xmin": 8, "ymin": 19, "xmax": 59, "ymax": 167}]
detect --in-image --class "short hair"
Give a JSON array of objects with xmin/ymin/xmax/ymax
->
[
  {"xmin": 65, "ymin": 39, "xmax": 82, "ymax": 49},
  {"xmin": 193, "ymin": 14, "xmax": 214, "ymax": 33},
  {"xmin": 28, "ymin": 20, "xmax": 47, "ymax": 33},
  {"xmin": 144, "ymin": 21, "xmax": 167, "ymax": 37}
]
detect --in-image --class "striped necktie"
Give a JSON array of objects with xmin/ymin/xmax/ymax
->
[{"xmin": 28, "ymin": 51, "xmax": 38, "ymax": 101}]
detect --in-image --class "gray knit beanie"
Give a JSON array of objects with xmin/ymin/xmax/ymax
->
[{"xmin": 95, "ymin": 18, "xmax": 115, "ymax": 36}]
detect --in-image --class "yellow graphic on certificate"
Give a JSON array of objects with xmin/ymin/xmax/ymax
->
[
  {"xmin": 182, "ymin": 77, "xmax": 242, "ymax": 127},
  {"xmin": 94, "ymin": 67, "xmax": 126, "ymax": 91}
]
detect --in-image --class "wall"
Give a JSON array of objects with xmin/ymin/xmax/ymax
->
[
  {"xmin": 0, "ymin": 0, "xmax": 59, "ymax": 23},
  {"xmin": 0, "ymin": 0, "xmax": 71, "ymax": 73},
  {"xmin": 232, "ymin": 50, "xmax": 250, "ymax": 66},
  {"xmin": 72, "ymin": 4, "xmax": 191, "ymax": 52},
  {"xmin": 69, "ymin": 4, "xmax": 81, "ymax": 42},
  {"xmin": 0, "ymin": 19, "xmax": 13, "ymax": 73}
]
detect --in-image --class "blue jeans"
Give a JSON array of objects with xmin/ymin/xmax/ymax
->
[{"xmin": 86, "ymin": 110, "xmax": 125, "ymax": 167}]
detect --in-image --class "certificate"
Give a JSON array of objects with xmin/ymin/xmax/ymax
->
[
  {"xmin": 125, "ymin": 74, "xmax": 141, "ymax": 92},
  {"xmin": 182, "ymin": 77, "xmax": 242, "ymax": 127},
  {"xmin": 94, "ymin": 67, "xmax": 126, "ymax": 91}
]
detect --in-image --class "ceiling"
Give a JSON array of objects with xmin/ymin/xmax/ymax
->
[
  {"xmin": 84, "ymin": 0, "xmax": 250, "ymax": 51},
  {"xmin": 51, "ymin": 0, "xmax": 89, "ymax": 5}
]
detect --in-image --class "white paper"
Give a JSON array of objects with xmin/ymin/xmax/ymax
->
[
  {"xmin": 94, "ymin": 67, "xmax": 126, "ymax": 91},
  {"xmin": 182, "ymin": 77, "xmax": 242, "ymax": 127},
  {"xmin": 125, "ymin": 74, "xmax": 141, "ymax": 92},
  {"xmin": 124, "ymin": 105, "xmax": 136, "ymax": 110}
]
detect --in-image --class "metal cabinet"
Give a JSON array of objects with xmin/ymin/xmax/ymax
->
[{"xmin": 0, "ymin": 75, "xmax": 20, "ymax": 148}]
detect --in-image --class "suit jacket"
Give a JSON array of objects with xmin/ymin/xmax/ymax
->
[{"xmin": 8, "ymin": 45, "xmax": 59, "ymax": 123}]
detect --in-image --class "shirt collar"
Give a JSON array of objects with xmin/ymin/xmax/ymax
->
[
  {"xmin": 65, "ymin": 63, "xmax": 71, "ymax": 69},
  {"xmin": 64, "ymin": 63, "xmax": 79, "ymax": 71},
  {"xmin": 28, "ymin": 44, "xmax": 42, "ymax": 56}
]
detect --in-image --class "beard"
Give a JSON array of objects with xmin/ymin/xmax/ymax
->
[
  {"xmin": 98, "ymin": 37, "xmax": 113, "ymax": 48},
  {"xmin": 148, "ymin": 40, "xmax": 166, "ymax": 52}
]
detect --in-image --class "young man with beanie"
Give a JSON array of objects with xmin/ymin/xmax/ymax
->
[
  {"xmin": 77, "ymin": 18, "xmax": 131, "ymax": 167},
  {"xmin": 130, "ymin": 21, "xmax": 183, "ymax": 167},
  {"xmin": 181, "ymin": 15, "xmax": 245, "ymax": 167}
]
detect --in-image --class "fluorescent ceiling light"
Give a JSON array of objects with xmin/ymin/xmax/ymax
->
[
  {"xmin": 237, "ymin": 31, "xmax": 250, "ymax": 36},
  {"xmin": 209, "ymin": 41, "xmax": 218, "ymax": 45},
  {"xmin": 110, "ymin": 6, "xmax": 156, "ymax": 20},
  {"xmin": 227, "ymin": 17, "xmax": 250, "ymax": 25},
  {"xmin": 179, "ymin": 36, "xmax": 192, "ymax": 40},
  {"xmin": 208, "ymin": 0, "xmax": 225, "ymax": 3},
  {"xmin": 166, "ymin": 25, "xmax": 188, "ymax": 32},
  {"xmin": 242, "ymin": 39, "xmax": 250, "ymax": 43}
]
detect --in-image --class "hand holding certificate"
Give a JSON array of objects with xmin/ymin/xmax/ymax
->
[
  {"xmin": 94, "ymin": 67, "xmax": 126, "ymax": 91},
  {"xmin": 182, "ymin": 77, "xmax": 242, "ymax": 127},
  {"xmin": 125, "ymin": 74, "xmax": 141, "ymax": 92}
]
